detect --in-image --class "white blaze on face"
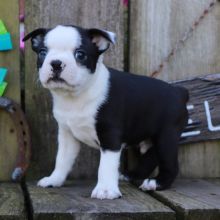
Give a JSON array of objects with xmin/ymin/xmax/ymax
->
[
  {"xmin": 45, "ymin": 25, "xmax": 81, "ymax": 50},
  {"xmin": 39, "ymin": 25, "xmax": 92, "ymax": 93}
]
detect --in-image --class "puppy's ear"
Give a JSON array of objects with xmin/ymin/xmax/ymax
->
[
  {"xmin": 23, "ymin": 28, "xmax": 48, "ymax": 52},
  {"xmin": 88, "ymin": 28, "xmax": 116, "ymax": 54}
]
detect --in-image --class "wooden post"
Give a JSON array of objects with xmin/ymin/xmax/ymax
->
[{"xmin": 0, "ymin": 0, "xmax": 20, "ymax": 181}]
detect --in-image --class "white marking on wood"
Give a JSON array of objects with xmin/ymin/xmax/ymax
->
[
  {"xmin": 187, "ymin": 105, "xmax": 194, "ymax": 110},
  {"xmin": 181, "ymin": 131, "xmax": 201, "ymax": 138},
  {"xmin": 188, "ymin": 119, "xmax": 193, "ymax": 124},
  {"xmin": 204, "ymin": 101, "xmax": 220, "ymax": 132},
  {"xmin": 182, "ymin": 104, "xmax": 200, "ymax": 137}
]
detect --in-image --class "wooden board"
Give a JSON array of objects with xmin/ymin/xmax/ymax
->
[
  {"xmin": 0, "ymin": 0, "xmax": 20, "ymax": 181},
  {"xmin": 25, "ymin": 0, "xmax": 126, "ymax": 180},
  {"xmin": 0, "ymin": 183, "xmax": 26, "ymax": 220},
  {"xmin": 174, "ymin": 73, "xmax": 220, "ymax": 144},
  {"xmin": 27, "ymin": 181, "xmax": 175, "ymax": 220},
  {"xmin": 129, "ymin": 0, "xmax": 220, "ymax": 178},
  {"xmin": 152, "ymin": 179, "xmax": 220, "ymax": 220}
]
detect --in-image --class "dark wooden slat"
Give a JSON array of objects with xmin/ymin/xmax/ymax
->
[
  {"xmin": 0, "ymin": 183, "xmax": 26, "ymax": 220},
  {"xmin": 173, "ymin": 74, "xmax": 220, "ymax": 144},
  {"xmin": 152, "ymin": 179, "xmax": 220, "ymax": 220},
  {"xmin": 27, "ymin": 181, "xmax": 175, "ymax": 220}
]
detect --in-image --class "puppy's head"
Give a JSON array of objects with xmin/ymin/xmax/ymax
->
[{"xmin": 23, "ymin": 25, "xmax": 115, "ymax": 93}]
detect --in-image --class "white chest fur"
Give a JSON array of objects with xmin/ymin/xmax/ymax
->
[{"xmin": 52, "ymin": 64, "xmax": 109, "ymax": 149}]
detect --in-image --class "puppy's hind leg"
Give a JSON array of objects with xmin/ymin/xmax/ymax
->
[
  {"xmin": 37, "ymin": 124, "xmax": 80, "ymax": 187},
  {"xmin": 140, "ymin": 127, "xmax": 180, "ymax": 191},
  {"xmin": 128, "ymin": 146, "xmax": 158, "ymax": 180}
]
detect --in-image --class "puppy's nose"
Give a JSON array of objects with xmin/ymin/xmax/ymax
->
[{"xmin": 51, "ymin": 60, "xmax": 62, "ymax": 74}]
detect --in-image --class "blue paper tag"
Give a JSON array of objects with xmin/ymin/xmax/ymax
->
[
  {"xmin": 0, "ymin": 32, "xmax": 13, "ymax": 51},
  {"xmin": 0, "ymin": 68, "xmax": 7, "ymax": 84}
]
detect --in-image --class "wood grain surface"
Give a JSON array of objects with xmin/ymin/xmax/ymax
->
[
  {"xmin": 0, "ymin": 0, "xmax": 21, "ymax": 181},
  {"xmin": 175, "ymin": 74, "xmax": 220, "ymax": 144},
  {"xmin": 0, "ymin": 183, "xmax": 26, "ymax": 220},
  {"xmin": 152, "ymin": 179, "xmax": 220, "ymax": 220},
  {"xmin": 27, "ymin": 181, "xmax": 175, "ymax": 220}
]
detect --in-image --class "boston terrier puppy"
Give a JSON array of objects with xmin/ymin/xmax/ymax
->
[{"xmin": 23, "ymin": 25, "xmax": 189, "ymax": 200}]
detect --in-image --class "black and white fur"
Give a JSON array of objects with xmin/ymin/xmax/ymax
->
[{"xmin": 23, "ymin": 25, "xmax": 189, "ymax": 200}]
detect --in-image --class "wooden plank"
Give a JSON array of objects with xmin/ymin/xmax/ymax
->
[
  {"xmin": 0, "ymin": 183, "xmax": 26, "ymax": 220},
  {"xmin": 27, "ymin": 181, "xmax": 175, "ymax": 220},
  {"xmin": 173, "ymin": 74, "xmax": 220, "ymax": 144},
  {"xmin": 151, "ymin": 179, "xmax": 220, "ymax": 220},
  {"xmin": 0, "ymin": 0, "xmax": 20, "ymax": 181},
  {"xmin": 129, "ymin": 0, "xmax": 220, "ymax": 178},
  {"xmin": 25, "ymin": 0, "xmax": 126, "ymax": 180}
]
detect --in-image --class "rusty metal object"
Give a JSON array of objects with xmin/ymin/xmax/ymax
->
[
  {"xmin": 150, "ymin": 0, "xmax": 219, "ymax": 78},
  {"xmin": 0, "ymin": 97, "xmax": 31, "ymax": 182}
]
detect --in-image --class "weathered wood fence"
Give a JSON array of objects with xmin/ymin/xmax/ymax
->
[
  {"xmin": 1, "ymin": 0, "xmax": 220, "ymax": 181},
  {"xmin": 0, "ymin": 0, "xmax": 20, "ymax": 181}
]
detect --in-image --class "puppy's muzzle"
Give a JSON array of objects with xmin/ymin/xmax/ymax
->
[{"xmin": 51, "ymin": 60, "xmax": 63, "ymax": 78}]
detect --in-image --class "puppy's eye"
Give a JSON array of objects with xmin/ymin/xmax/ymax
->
[
  {"xmin": 74, "ymin": 50, "xmax": 87, "ymax": 62},
  {"xmin": 39, "ymin": 48, "xmax": 47, "ymax": 58}
]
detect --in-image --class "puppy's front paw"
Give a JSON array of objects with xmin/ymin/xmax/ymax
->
[
  {"xmin": 139, "ymin": 179, "xmax": 157, "ymax": 191},
  {"xmin": 91, "ymin": 184, "xmax": 122, "ymax": 200},
  {"xmin": 37, "ymin": 176, "xmax": 64, "ymax": 188}
]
